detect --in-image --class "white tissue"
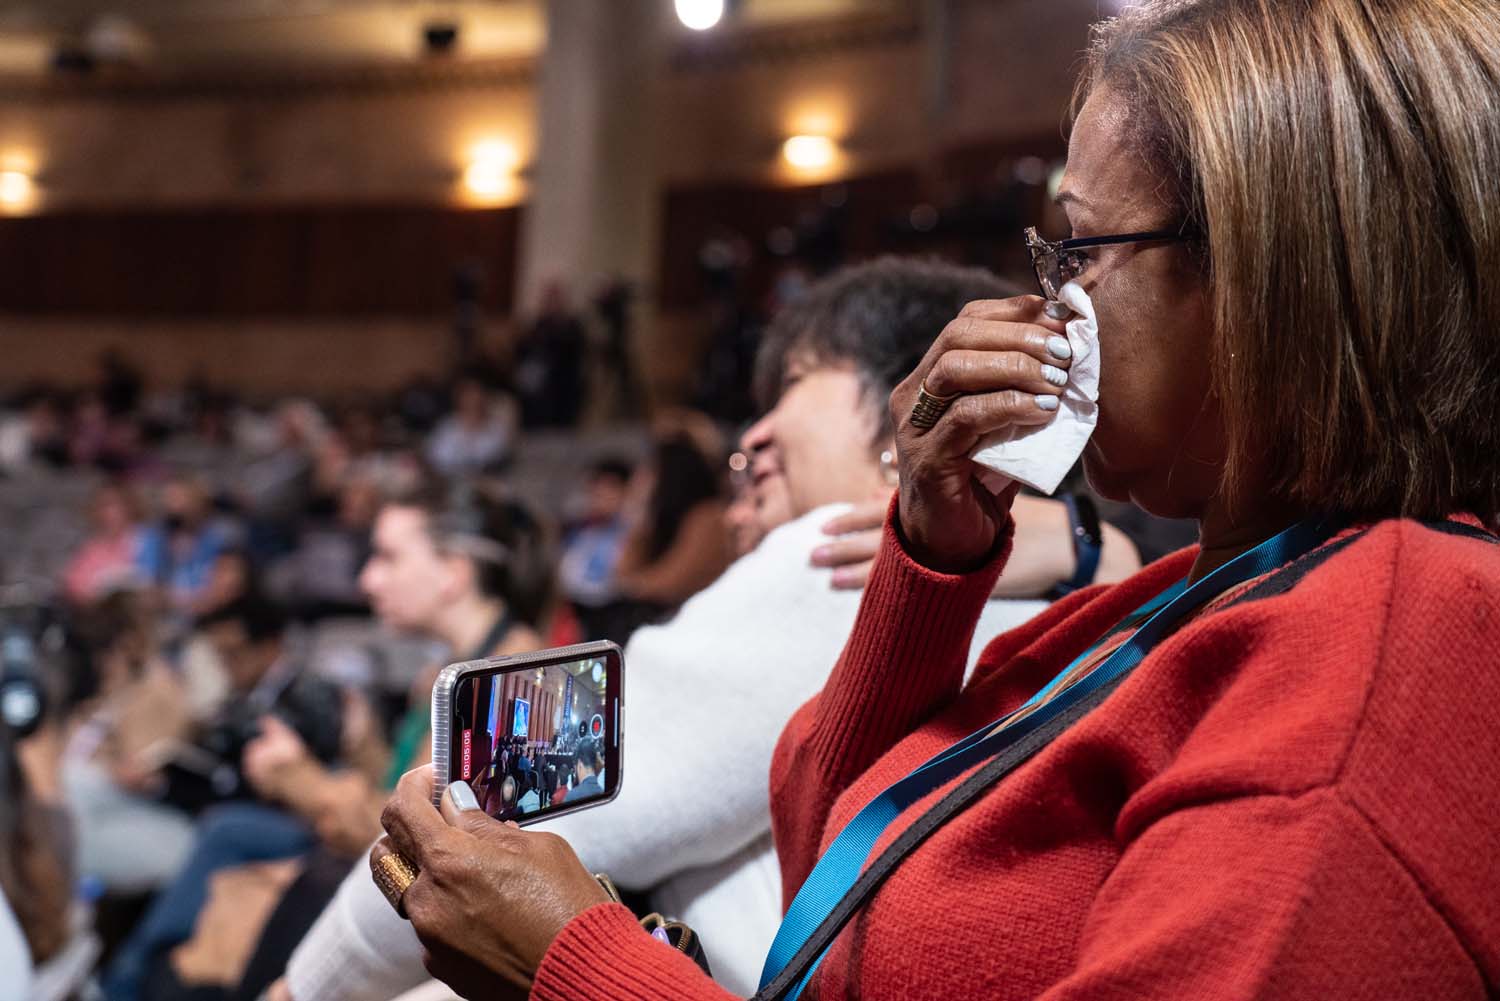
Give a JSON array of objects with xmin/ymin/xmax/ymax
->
[{"xmin": 970, "ymin": 280, "xmax": 1099, "ymax": 495}]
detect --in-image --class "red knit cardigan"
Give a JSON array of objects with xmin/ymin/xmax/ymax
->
[{"xmin": 533, "ymin": 515, "xmax": 1500, "ymax": 1000}]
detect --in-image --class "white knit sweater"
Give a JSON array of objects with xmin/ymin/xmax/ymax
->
[
  {"xmin": 0, "ymin": 894, "xmax": 31, "ymax": 1001},
  {"xmin": 286, "ymin": 505, "xmax": 1046, "ymax": 999}
]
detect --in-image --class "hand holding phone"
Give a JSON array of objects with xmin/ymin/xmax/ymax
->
[{"xmin": 431, "ymin": 641, "xmax": 623, "ymax": 826}]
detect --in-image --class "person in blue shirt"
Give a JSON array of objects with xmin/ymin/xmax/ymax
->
[{"xmin": 134, "ymin": 475, "xmax": 233, "ymax": 618}]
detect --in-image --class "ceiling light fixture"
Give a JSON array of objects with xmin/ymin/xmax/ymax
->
[
  {"xmin": 676, "ymin": 0, "xmax": 725, "ymax": 31},
  {"xmin": 782, "ymin": 134, "xmax": 837, "ymax": 172}
]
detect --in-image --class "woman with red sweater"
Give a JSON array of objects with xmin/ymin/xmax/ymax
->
[{"xmin": 371, "ymin": 1, "xmax": 1500, "ymax": 998}]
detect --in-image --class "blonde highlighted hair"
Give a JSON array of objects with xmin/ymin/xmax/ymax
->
[{"xmin": 1081, "ymin": 0, "xmax": 1500, "ymax": 525}]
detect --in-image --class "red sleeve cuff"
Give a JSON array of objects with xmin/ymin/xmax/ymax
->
[{"xmin": 531, "ymin": 903, "xmax": 734, "ymax": 1001}]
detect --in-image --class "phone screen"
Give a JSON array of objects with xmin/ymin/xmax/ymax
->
[{"xmin": 449, "ymin": 648, "xmax": 621, "ymax": 824}]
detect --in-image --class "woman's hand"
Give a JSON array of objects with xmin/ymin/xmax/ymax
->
[
  {"xmin": 242, "ymin": 715, "xmax": 311, "ymax": 799},
  {"xmin": 813, "ymin": 494, "xmax": 1119, "ymax": 599},
  {"xmin": 811, "ymin": 496, "xmax": 892, "ymax": 590},
  {"xmin": 374, "ymin": 766, "xmax": 609, "ymax": 1001},
  {"xmin": 889, "ymin": 297, "xmax": 1071, "ymax": 572},
  {"xmin": 309, "ymin": 771, "xmax": 383, "ymax": 856},
  {"xmin": 816, "ymin": 493, "xmax": 1077, "ymax": 598}
]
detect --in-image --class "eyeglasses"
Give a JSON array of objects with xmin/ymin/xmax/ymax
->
[{"xmin": 1023, "ymin": 226, "xmax": 1197, "ymax": 301}]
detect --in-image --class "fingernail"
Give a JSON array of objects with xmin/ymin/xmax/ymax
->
[
  {"xmin": 1047, "ymin": 336, "xmax": 1072, "ymax": 360},
  {"xmin": 1035, "ymin": 395, "xmax": 1060, "ymax": 412},
  {"xmin": 448, "ymin": 780, "xmax": 480, "ymax": 812},
  {"xmin": 810, "ymin": 545, "xmax": 832, "ymax": 564},
  {"xmin": 1044, "ymin": 300, "xmax": 1073, "ymax": 321},
  {"xmin": 830, "ymin": 568, "xmax": 856, "ymax": 588},
  {"xmin": 1041, "ymin": 364, "xmax": 1068, "ymax": 387}
]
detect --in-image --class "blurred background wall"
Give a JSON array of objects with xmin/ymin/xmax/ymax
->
[{"xmin": 0, "ymin": 0, "xmax": 1103, "ymax": 403}]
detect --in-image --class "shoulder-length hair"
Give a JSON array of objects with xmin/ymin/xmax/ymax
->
[{"xmin": 1081, "ymin": 0, "xmax": 1500, "ymax": 526}]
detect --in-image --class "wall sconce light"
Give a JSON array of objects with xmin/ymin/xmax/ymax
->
[
  {"xmin": 0, "ymin": 170, "xmax": 35, "ymax": 213},
  {"xmin": 782, "ymin": 134, "xmax": 838, "ymax": 173},
  {"xmin": 462, "ymin": 140, "xmax": 519, "ymax": 204}
]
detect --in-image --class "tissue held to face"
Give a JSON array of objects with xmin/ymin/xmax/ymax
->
[
  {"xmin": 1061, "ymin": 86, "xmax": 1224, "ymax": 521},
  {"xmin": 740, "ymin": 354, "xmax": 892, "ymax": 532}
]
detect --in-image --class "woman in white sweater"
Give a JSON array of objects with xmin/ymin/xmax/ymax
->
[{"xmin": 276, "ymin": 258, "xmax": 1136, "ymax": 1000}]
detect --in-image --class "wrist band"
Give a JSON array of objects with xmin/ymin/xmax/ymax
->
[{"xmin": 1051, "ymin": 492, "xmax": 1102, "ymax": 597}]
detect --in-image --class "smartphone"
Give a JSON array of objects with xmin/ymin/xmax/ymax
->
[{"xmin": 431, "ymin": 640, "xmax": 623, "ymax": 826}]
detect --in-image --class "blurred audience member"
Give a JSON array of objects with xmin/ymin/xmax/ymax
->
[
  {"xmin": 558, "ymin": 457, "xmax": 634, "ymax": 640},
  {"xmin": 268, "ymin": 475, "xmax": 380, "ymax": 619},
  {"xmin": 0, "ymin": 390, "xmax": 69, "ymax": 472},
  {"xmin": 393, "ymin": 376, "xmax": 446, "ymax": 436},
  {"xmin": 264, "ymin": 484, "xmax": 552, "ymax": 1001},
  {"xmin": 611, "ymin": 423, "xmax": 732, "ymax": 626},
  {"xmin": 239, "ymin": 401, "xmax": 327, "ymax": 561},
  {"xmin": 424, "ymin": 376, "xmax": 516, "ymax": 477},
  {"xmin": 516, "ymin": 282, "xmax": 587, "ymax": 429},
  {"xmin": 135, "ymin": 475, "xmax": 237, "ymax": 621},
  {"xmin": 64, "ymin": 592, "xmax": 196, "ymax": 894},
  {"xmin": 102, "ymin": 591, "xmax": 343, "ymax": 1001},
  {"xmin": 68, "ymin": 393, "xmax": 113, "ymax": 468},
  {"xmin": 97, "ymin": 348, "xmax": 144, "ymax": 418},
  {"xmin": 243, "ymin": 483, "xmax": 554, "ymax": 859},
  {"xmin": 593, "ymin": 277, "xmax": 643, "ymax": 418},
  {"xmin": 61, "ymin": 481, "xmax": 144, "ymax": 605}
]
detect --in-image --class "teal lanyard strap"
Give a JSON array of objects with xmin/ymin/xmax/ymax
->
[{"xmin": 758, "ymin": 516, "xmax": 1343, "ymax": 1001}]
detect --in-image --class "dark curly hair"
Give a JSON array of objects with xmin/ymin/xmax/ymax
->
[{"xmin": 753, "ymin": 256, "xmax": 1020, "ymax": 449}]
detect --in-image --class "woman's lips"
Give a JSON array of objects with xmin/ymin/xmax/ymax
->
[
  {"xmin": 751, "ymin": 461, "xmax": 781, "ymax": 487},
  {"xmin": 751, "ymin": 467, "xmax": 785, "ymax": 502}
]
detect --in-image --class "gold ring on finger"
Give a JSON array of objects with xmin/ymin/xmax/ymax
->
[
  {"xmin": 373, "ymin": 851, "xmax": 420, "ymax": 915},
  {"xmin": 909, "ymin": 381, "xmax": 961, "ymax": 430}
]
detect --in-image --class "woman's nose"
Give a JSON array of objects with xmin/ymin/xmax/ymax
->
[{"xmin": 740, "ymin": 412, "xmax": 774, "ymax": 455}]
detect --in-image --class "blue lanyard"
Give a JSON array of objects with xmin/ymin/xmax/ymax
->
[{"xmin": 759, "ymin": 516, "xmax": 1342, "ymax": 1000}]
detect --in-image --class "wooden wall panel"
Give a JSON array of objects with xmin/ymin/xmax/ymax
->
[{"xmin": 0, "ymin": 204, "xmax": 520, "ymax": 316}]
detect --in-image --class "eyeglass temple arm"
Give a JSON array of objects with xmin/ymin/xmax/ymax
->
[{"xmin": 1056, "ymin": 228, "xmax": 1196, "ymax": 251}]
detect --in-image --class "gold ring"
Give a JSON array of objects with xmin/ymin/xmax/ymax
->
[
  {"xmin": 373, "ymin": 851, "xmax": 419, "ymax": 914},
  {"xmin": 909, "ymin": 381, "xmax": 960, "ymax": 430}
]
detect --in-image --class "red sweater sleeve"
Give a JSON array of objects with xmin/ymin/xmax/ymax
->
[
  {"xmin": 531, "ymin": 903, "xmax": 739, "ymax": 1001},
  {"xmin": 769, "ymin": 503, "xmax": 1010, "ymax": 903}
]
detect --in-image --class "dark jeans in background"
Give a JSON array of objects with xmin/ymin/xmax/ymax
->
[{"xmin": 102, "ymin": 803, "xmax": 313, "ymax": 1001}]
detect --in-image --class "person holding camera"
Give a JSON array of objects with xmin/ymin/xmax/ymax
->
[{"xmin": 102, "ymin": 592, "xmax": 346, "ymax": 1001}]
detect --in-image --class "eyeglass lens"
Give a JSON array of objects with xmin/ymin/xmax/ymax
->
[
  {"xmin": 1024, "ymin": 227, "xmax": 1084, "ymax": 301},
  {"xmin": 1036, "ymin": 250, "xmax": 1088, "ymax": 300}
]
